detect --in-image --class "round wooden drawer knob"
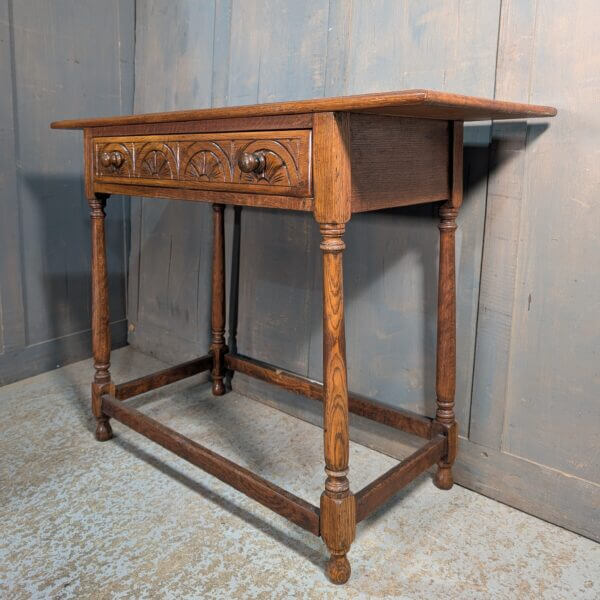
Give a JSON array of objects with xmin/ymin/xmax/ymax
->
[
  {"xmin": 100, "ymin": 151, "xmax": 124, "ymax": 169},
  {"xmin": 238, "ymin": 151, "xmax": 266, "ymax": 174}
]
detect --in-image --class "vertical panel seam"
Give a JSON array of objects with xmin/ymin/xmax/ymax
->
[
  {"xmin": 7, "ymin": 0, "xmax": 28, "ymax": 348},
  {"xmin": 466, "ymin": 0, "xmax": 503, "ymax": 440},
  {"xmin": 527, "ymin": 0, "xmax": 540, "ymax": 103},
  {"xmin": 118, "ymin": 0, "xmax": 135, "ymax": 324},
  {"xmin": 210, "ymin": 0, "xmax": 219, "ymax": 107},
  {"xmin": 132, "ymin": 0, "xmax": 143, "ymax": 328},
  {"xmin": 492, "ymin": 0, "xmax": 503, "ymax": 100},
  {"xmin": 499, "ymin": 0, "xmax": 539, "ymax": 453}
]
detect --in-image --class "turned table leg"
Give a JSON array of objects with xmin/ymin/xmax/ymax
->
[
  {"xmin": 210, "ymin": 203, "xmax": 227, "ymax": 395},
  {"xmin": 434, "ymin": 203, "xmax": 459, "ymax": 489},
  {"xmin": 319, "ymin": 223, "xmax": 355, "ymax": 584},
  {"xmin": 88, "ymin": 194, "xmax": 113, "ymax": 441}
]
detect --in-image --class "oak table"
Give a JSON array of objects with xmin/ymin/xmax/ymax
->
[{"xmin": 52, "ymin": 90, "xmax": 556, "ymax": 584}]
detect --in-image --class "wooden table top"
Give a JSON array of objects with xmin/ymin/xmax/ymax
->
[{"xmin": 51, "ymin": 89, "xmax": 556, "ymax": 130}]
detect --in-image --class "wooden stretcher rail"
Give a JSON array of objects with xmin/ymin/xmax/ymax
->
[
  {"xmin": 225, "ymin": 353, "xmax": 433, "ymax": 439},
  {"xmin": 115, "ymin": 355, "xmax": 212, "ymax": 400},
  {"xmin": 101, "ymin": 394, "xmax": 320, "ymax": 535},
  {"xmin": 355, "ymin": 435, "xmax": 447, "ymax": 523}
]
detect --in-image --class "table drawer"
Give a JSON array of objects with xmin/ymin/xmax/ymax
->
[{"xmin": 92, "ymin": 130, "xmax": 312, "ymax": 197}]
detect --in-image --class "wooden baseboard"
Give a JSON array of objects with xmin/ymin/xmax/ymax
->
[{"xmin": 0, "ymin": 320, "xmax": 127, "ymax": 386}]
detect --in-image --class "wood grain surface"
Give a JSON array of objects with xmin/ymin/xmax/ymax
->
[
  {"xmin": 355, "ymin": 435, "xmax": 446, "ymax": 522},
  {"xmin": 313, "ymin": 112, "xmax": 351, "ymax": 224},
  {"xmin": 51, "ymin": 89, "xmax": 555, "ymax": 129},
  {"xmin": 210, "ymin": 204, "xmax": 227, "ymax": 396},
  {"xmin": 115, "ymin": 355, "xmax": 211, "ymax": 400},
  {"xmin": 88, "ymin": 195, "xmax": 114, "ymax": 442},
  {"xmin": 319, "ymin": 222, "xmax": 355, "ymax": 584},
  {"xmin": 349, "ymin": 114, "xmax": 449, "ymax": 211},
  {"xmin": 224, "ymin": 353, "xmax": 434, "ymax": 439}
]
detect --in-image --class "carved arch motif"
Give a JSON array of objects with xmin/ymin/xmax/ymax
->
[
  {"xmin": 95, "ymin": 142, "xmax": 133, "ymax": 177},
  {"xmin": 135, "ymin": 142, "xmax": 178, "ymax": 179},
  {"xmin": 94, "ymin": 133, "xmax": 310, "ymax": 196},
  {"xmin": 180, "ymin": 141, "xmax": 232, "ymax": 182},
  {"xmin": 234, "ymin": 140, "xmax": 301, "ymax": 187}
]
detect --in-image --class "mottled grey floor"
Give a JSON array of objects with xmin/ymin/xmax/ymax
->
[{"xmin": 1, "ymin": 347, "xmax": 598, "ymax": 599}]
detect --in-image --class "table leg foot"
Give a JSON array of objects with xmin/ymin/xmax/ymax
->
[
  {"xmin": 211, "ymin": 378, "xmax": 226, "ymax": 396},
  {"xmin": 433, "ymin": 464, "xmax": 453, "ymax": 490},
  {"xmin": 326, "ymin": 552, "xmax": 351, "ymax": 584},
  {"xmin": 95, "ymin": 416, "xmax": 113, "ymax": 442}
]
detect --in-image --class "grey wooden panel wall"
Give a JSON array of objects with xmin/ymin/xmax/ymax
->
[
  {"xmin": 0, "ymin": 0, "xmax": 134, "ymax": 385},
  {"xmin": 128, "ymin": 1, "xmax": 599, "ymax": 540},
  {"xmin": 126, "ymin": 0, "xmax": 217, "ymax": 362}
]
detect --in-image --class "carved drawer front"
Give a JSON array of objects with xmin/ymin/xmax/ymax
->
[{"xmin": 93, "ymin": 130, "xmax": 312, "ymax": 197}]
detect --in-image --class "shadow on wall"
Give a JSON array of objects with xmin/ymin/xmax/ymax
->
[
  {"xmin": 14, "ymin": 174, "xmax": 127, "ymax": 382},
  {"xmin": 226, "ymin": 121, "xmax": 550, "ymax": 417}
]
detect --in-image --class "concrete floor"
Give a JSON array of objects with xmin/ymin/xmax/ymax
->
[{"xmin": 1, "ymin": 347, "xmax": 598, "ymax": 599}]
